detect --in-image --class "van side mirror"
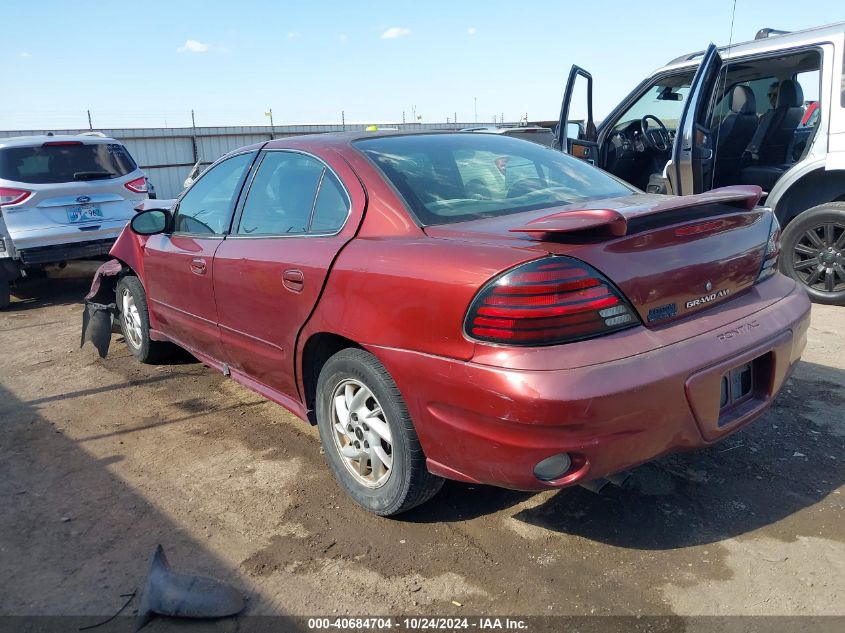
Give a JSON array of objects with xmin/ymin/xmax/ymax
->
[{"xmin": 131, "ymin": 209, "xmax": 170, "ymax": 235}]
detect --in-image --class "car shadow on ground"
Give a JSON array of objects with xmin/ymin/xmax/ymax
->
[
  {"xmin": 405, "ymin": 360, "xmax": 845, "ymax": 549},
  {"xmin": 6, "ymin": 274, "xmax": 92, "ymax": 312},
  {"xmin": 0, "ymin": 380, "xmax": 306, "ymax": 630}
]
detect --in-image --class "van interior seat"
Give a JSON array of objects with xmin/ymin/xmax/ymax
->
[
  {"xmin": 739, "ymin": 79, "xmax": 806, "ymax": 192},
  {"xmin": 711, "ymin": 85, "xmax": 758, "ymax": 187},
  {"xmin": 746, "ymin": 79, "xmax": 805, "ymax": 165}
]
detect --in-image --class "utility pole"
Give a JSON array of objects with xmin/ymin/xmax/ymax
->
[
  {"xmin": 87, "ymin": 110, "xmax": 93, "ymax": 131},
  {"xmin": 454, "ymin": 112, "xmax": 457, "ymax": 128},
  {"xmin": 341, "ymin": 110, "xmax": 345, "ymax": 131},
  {"xmin": 402, "ymin": 111, "xmax": 405, "ymax": 125}
]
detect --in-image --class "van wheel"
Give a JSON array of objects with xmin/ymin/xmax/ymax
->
[
  {"xmin": 316, "ymin": 348, "xmax": 444, "ymax": 516},
  {"xmin": 116, "ymin": 276, "xmax": 173, "ymax": 363},
  {"xmin": 780, "ymin": 203, "xmax": 845, "ymax": 305},
  {"xmin": 0, "ymin": 279, "xmax": 9, "ymax": 310}
]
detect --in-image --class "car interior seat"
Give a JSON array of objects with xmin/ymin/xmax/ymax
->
[{"xmin": 711, "ymin": 85, "xmax": 758, "ymax": 188}]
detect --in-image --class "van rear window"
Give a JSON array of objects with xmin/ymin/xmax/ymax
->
[{"xmin": 0, "ymin": 143, "xmax": 137, "ymax": 184}]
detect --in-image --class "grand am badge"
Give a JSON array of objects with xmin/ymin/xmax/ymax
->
[{"xmin": 686, "ymin": 287, "xmax": 730, "ymax": 309}]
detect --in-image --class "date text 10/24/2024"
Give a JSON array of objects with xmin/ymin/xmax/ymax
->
[{"xmin": 307, "ymin": 617, "xmax": 528, "ymax": 630}]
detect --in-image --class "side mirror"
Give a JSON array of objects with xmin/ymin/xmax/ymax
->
[{"xmin": 131, "ymin": 209, "xmax": 170, "ymax": 235}]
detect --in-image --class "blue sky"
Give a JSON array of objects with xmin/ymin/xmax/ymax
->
[{"xmin": 0, "ymin": 0, "xmax": 842, "ymax": 130}]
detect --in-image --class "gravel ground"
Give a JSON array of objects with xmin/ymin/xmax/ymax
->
[{"xmin": 0, "ymin": 269, "xmax": 842, "ymax": 626}]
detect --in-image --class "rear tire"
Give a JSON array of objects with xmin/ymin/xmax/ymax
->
[
  {"xmin": 116, "ymin": 276, "xmax": 173, "ymax": 363},
  {"xmin": 0, "ymin": 279, "xmax": 9, "ymax": 310},
  {"xmin": 316, "ymin": 348, "xmax": 444, "ymax": 516},
  {"xmin": 780, "ymin": 203, "xmax": 845, "ymax": 305}
]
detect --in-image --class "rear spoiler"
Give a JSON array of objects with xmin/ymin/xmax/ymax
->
[{"xmin": 509, "ymin": 186, "xmax": 763, "ymax": 237}]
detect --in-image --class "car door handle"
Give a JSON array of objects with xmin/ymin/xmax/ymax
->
[
  {"xmin": 190, "ymin": 258, "xmax": 207, "ymax": 275},
  {"xmin": 283, "ymin": 269, "xmax": 304, "ymax": 292}
]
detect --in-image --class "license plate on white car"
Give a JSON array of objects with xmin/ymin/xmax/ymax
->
[{"xmin": 67, "ymin": 205, "xmax": 103, "ymax": 222}]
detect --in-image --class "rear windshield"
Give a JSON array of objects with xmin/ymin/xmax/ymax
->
[
  {"xmin": 0, "ymin": 142, "xmax": 137, "ymax": 184},
  {"xmin": 355, "ymin": 134, "xmax": 633, "ymax": 226}
]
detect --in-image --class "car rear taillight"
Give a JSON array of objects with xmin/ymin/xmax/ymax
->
[
  {"xmin": 0, "ymin": 187, "xmax": 32, "ymax": 206},
  {"xmin": 124, "ymin": 176, "xmax": 148, "ymax": 194},
  {"xmin": 465, "ymin": 256, "xmax": 640, "ymax": 346},
  {"xmin": 756, "ymin": 214, "xmax": 781, "ymax": 283}
]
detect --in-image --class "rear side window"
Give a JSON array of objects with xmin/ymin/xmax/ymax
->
[
  {"xmin": 0, "ymin": 142, "xmax": 137, "ymax": 184},
  {"xmin": 356, "ymin": 134, "xmax": 633, "ymax": 226},
  {"xmin": 311, "ymin": 171, "xmax": 350, "ymax": 233},
  {"xmin": 237, "ymin": 151, "xmax": 349, "ymax": 235}
]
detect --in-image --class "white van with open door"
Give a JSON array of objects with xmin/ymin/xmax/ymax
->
[{"xmin": 559, "ymin": 22, "xmax": 845, "ymax": 305}]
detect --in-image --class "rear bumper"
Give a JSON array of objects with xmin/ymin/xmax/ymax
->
[
  {"xmin": 368, "ymin": 276, "xmax": 811, "ymax": 490},
  {"xmin": 8, "ymin": 220, "xmax": 128, "ymax": 253},
  {"xmin": 19, "ymin": 238, "xmax": 116, "ymax": 265}
]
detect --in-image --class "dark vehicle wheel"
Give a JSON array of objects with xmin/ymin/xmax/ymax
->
[
  {"xmin": 0, "ymin": 279, "xmax": 9, "ymax": 310},
  {"xmin": 316, "ymin": 348, "xmax": 444, "ymax": 516},
  {"xmin": 780, "ymin": 202, "xmax": 845, "ymax": 305},
  {"xmin": 116, "ymin": 276, "xmax": 173, "ymax": 363}
]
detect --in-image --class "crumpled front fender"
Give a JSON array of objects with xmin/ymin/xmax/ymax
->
[{"xmin": 80, "ymin": 259, "xmax": 124, "ymax": 358}]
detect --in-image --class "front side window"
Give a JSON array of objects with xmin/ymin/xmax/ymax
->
[
  {"xmin": 237, "ymin": 152, "xmax": 349, "ymax": 235},
  {"xmin": 356, "ymin": 134, "xmax": 634, "ymax": 226},
  {"xmin": 173, "ymin": 152, "xmax": 254, "ymax": 235}
]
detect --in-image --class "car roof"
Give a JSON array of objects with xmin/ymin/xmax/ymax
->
[
  {"xmin": 460, "ymin": 126, "xmax": 552, "ymax": 134},
  {"xmin": 657, "ymin": 20, "xmax": 845, "ymax": 73},
  {"xmin": 0, "ymin": 133, "xmax": 121, "ymax": 149},
  {"xmin": 264, "ymin": 128, "xmax": 559, "ymax": 150},
  {"xmin": 262, "ymin": 129, "xmax": 466, "ymax": 150}
]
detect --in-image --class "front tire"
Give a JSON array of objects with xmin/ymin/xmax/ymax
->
[
  {"xmin": 316, "ymin": 348, "xmax": 444, "ymax": 516},
  {"xmin": 780, "ymin": 202, "xmax": 845, "ymax": 305},
  {"xmin": 116, "ymin": 276, "xmax": 173, "ymax": 363}
]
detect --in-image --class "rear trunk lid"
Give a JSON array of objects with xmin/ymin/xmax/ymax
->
[{"xmin": 424, "ymin": 187, "xmax": 773, "ymax": 326}]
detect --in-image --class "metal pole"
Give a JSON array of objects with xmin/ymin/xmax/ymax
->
[
  {"xmin": 342, "ymin": 110, "xmax": 345, "ymax": 131},
  {"xmin": 87, "ymin": 110, "xmax": 93, "ymax": 130},
  {"xmin": 190, "ymin": 109, "xmax": 198, "ymax": 164}
]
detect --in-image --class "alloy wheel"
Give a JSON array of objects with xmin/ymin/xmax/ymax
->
[
  {"xmin": 330, "ymin": 378, "xmax": 393, "ymax": 488},
  {"xmin": 120, "ymin": 287, "xmax": 143, "ymax": 350},
  {"xmin": 791, "ymin": 220, "xmax": 845, "ymax": 294}
]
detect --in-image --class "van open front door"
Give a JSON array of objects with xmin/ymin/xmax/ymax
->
[
  {"xmin": 668, "ymin": 43, "xmax": 723, "ymax": 195},
  {"xmin": 557, "ymin": 66, "xmax": 599, "ymax": 165}
]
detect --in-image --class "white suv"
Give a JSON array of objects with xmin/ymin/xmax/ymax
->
[
  {"xmin": 558, "ymin": 22, "xmax": 845, "ymax": 305},
  {"xmin": 0, "ymin": 133, "xmax": 149, "ymax": 309}
]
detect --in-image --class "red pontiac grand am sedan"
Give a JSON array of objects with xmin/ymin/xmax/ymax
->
[{"xmin": 82, "ymin": 131, "xmax": 811, "ymax": 516}]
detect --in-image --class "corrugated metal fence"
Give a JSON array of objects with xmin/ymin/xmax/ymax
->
[{"xmin": 0, "ymin": 123, "xmax": 499, "ymax": 199}]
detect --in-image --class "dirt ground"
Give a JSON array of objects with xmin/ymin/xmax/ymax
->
[{"xmin": 0, "ymin": 267, "xmax": 842, "ymax": 626}]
